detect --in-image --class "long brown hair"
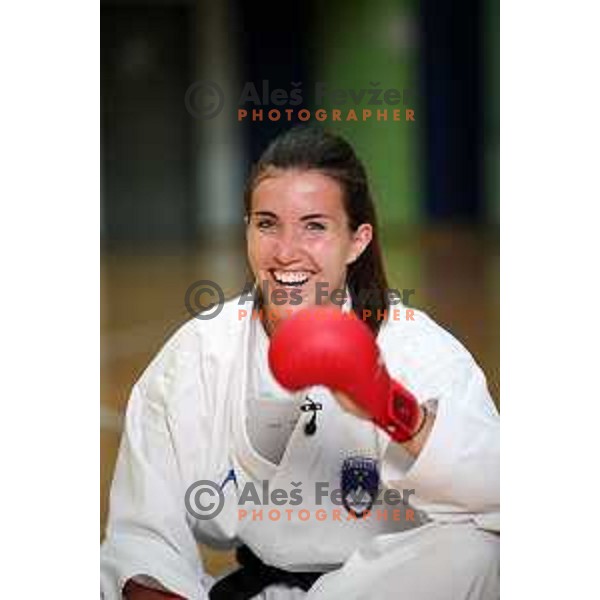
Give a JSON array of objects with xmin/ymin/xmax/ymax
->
[{"xmin": 244, "ymin": 127, "xmax": 390, "ymax": 335}]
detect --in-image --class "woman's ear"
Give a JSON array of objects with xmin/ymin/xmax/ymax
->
[{"xmin": 346, "ymin": 224, "xmax": 373, "ymax": 265}]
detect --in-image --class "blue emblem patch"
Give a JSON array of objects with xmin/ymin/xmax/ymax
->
[{"xmin": 341, "ymin": 456, "xmax": 380, "ymax": 518}]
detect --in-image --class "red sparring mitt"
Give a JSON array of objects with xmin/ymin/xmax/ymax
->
[{"xmin": 268, "ymin": 306, "xmax": 423, "ymax": 443}]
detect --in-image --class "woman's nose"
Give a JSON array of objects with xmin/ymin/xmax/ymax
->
[{"xmin": 273, "ymin": 225, "xmax": 303, "ymax": 263}]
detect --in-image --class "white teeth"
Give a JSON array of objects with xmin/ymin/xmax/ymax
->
[{"xmin": 272, "ymin": 270, "xmax": 310, "ymax": 285}]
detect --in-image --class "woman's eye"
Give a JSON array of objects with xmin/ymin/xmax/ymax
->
[
  {"xmin": 257, "ymin": 220, "xmax": 276, "ymax": 231},
  {"xmin": 306, "ymin": 221, "xmax": 326, "ymax": 232}
]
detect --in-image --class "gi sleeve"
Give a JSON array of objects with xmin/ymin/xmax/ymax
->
[
  {"xmin": 381, "ymin": 317, "xmax": 500, "ymax": 532},
  {"xmin": 101, "ymin": 327, "xmax": 211, "ymax": 599}
]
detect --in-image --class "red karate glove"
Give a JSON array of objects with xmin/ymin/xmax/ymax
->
[{"xmin": 268, "ymin": 307, "xmax": 422, "ymax": 443}]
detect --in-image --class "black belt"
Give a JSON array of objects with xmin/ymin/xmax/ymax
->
[{"xmin": 208, "ymin": 545, "xmax": 323, "ymax": 599}]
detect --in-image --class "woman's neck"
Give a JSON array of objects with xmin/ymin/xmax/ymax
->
[{"xmin": 261, "ymin": 316, "xmax": 275, "ymax": 338}]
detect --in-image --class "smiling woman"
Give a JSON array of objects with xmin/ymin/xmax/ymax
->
[{"xmin": 101, "ymin": 127, "xmax": 499, "ymax": 600}]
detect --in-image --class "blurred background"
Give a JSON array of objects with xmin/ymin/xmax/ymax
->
[{"xmin": 101, "ymin": 0, "xmax": 499, "ymax": 576}]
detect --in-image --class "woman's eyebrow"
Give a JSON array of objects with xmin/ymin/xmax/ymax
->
[
  {"xmin": 299, "ymin": 213, "xmax": 332, "ymax": 221},
  {"xmin": 250, "ymin": 211, "xmax": 279, "ymax": 219},
  {"xmin": 250, "ymin": 211, "xmax": 332, "ymax": 221}
]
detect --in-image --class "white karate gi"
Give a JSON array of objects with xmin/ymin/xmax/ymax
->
[{"xmin": 100, "ymin": 295, "xmax": 499, "ymax": 599}]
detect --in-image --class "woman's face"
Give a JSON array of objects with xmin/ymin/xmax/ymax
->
[{"xmin": 246, "ymin": 169, "xmax": 372, "ymax": 323}]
